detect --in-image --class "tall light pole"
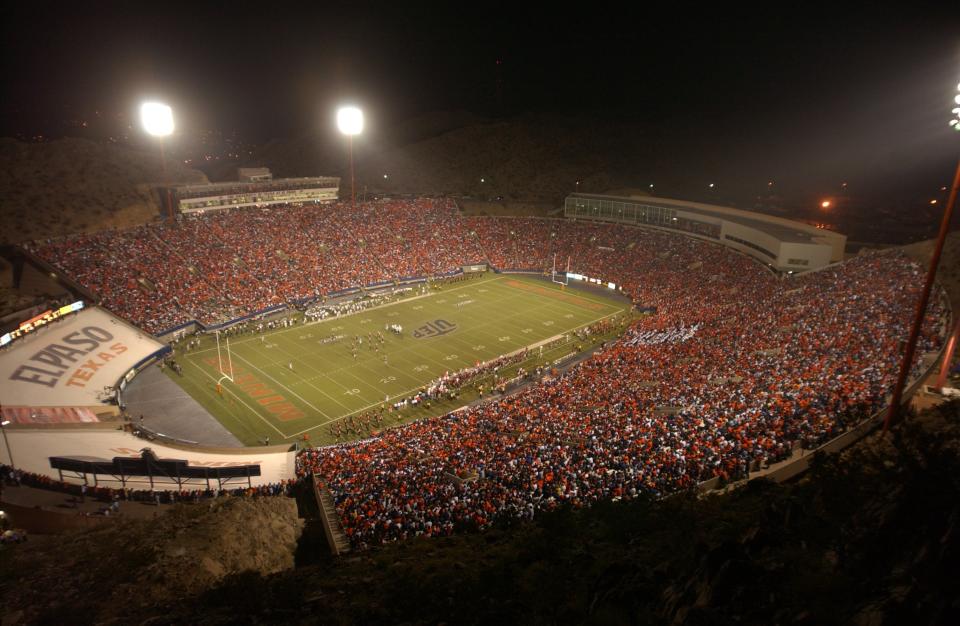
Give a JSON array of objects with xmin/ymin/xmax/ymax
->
[
  {"xmin": 140, "ymin": 101, "xmax": 175, "ymax": 220},
  {"xmin": 337, "ymin": 106, "xmax": 364, "ymax": 207},
  {"xmin": 141, "ymin": 101, "xmax": 175, "ymax": 173},
  {"xmin": 885, "ymin": 80, "xmax": 960, "ymax": 432}
]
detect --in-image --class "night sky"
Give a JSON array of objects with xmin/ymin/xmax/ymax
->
[{"xmin": 2, "ymin": 2, "xmax": 959, "ymax": 213}]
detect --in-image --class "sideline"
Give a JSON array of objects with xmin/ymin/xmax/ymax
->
[{"xmin": 191, "ymin": 275, "xmax": 502, "ymax": 354}]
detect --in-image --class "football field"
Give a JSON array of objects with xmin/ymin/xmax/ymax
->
[{"xmin": 167, "ymin": 274, "xmax": 629, "ymax": 446}]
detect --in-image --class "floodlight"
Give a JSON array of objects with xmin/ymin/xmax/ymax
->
[
  {"xmin": 140, "ymin": 102, "xmax": 174, "ymax": 137},
  {"xmin": 337, "ymin": 106, "xmax": 364, "ymax": 136}
]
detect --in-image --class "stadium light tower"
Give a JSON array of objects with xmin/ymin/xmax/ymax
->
[
  {"xmin": 140, "ymin": 101, "xmax": 174, "ymax": 175},
  {"xmin": 951, "ymin": 81, "xmax": 960, "ymax": 131},
  {"xmin": 885, "ymin": 79, "xmax": 960, "ymax": 432},
  {"xmin": 140, "ymin": 101, "xmax": 176, "ymax": 221},
  {"xmin": 337, "ymin": 106, "xmax": 364, "ymax": 207}
]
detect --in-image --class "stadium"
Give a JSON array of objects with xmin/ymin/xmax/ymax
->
[
  {"xmin": 3, "ymin": 6, "xmax": 960, "ymax": 622},
  {"xmin": 2, "ymin": 174, "xmax": 953, "ymax": 554}
]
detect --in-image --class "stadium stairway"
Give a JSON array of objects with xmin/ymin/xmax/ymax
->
[{"xmin": 311, "ymin": 474, "xmax": 352, "ymax": 555}]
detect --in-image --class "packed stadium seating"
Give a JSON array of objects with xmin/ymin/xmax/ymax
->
[
  {"xmin": 27, "ymin": 198, "xmax": 481, "ymax": 332},
  {"xmin": 23, "ymin": 198, "xmax": 948, "ymax": 548},
  {"xmin": 295, "ymin": 241, "xmax": 946, "ymax": 547}
]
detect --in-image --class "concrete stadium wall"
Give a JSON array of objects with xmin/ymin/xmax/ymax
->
[
  {"xmin": 778, "ymin": 241, "xmax": 833, "ymax": 271},
  {"xmin": 0, "ymin": 427, "xmax": 296, "ymax": 489}
]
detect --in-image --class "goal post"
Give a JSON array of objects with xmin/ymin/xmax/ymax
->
[
  {"xmin": 551, "ymin": 254, "xmax": 570, "ymax": 287},
  {"xmin": 215, "ymin": 330, "xmax": 235, "ymax": 384}
]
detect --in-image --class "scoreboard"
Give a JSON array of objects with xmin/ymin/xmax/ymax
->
[{"xmin": 1, "ymin": 301, "xmax": 84, "ymax": 347}]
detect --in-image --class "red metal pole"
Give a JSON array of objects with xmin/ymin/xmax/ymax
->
[
  {"xmin": 935, "ymin": 317, "xmax": 960, "ymax": 389},
  {"xmin": 884, "ymin": 156, "xmax": 960, "ymax": 432},
  {"xmin": 349, "ymin": 135, "xmax": 355, "ymax": 208}
]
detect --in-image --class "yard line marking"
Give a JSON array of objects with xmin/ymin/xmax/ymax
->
[
  {"xmin": 230, "ymin": 351, "xmax": 334, "ymax": 418},
  {"xmin": 185, "ymin": 359, "xmax": 287, "ymax": 438},
  {"xmin": 287, "ymin": 308, "xmax": 624, "ymax": 439},
  {"xmin": 242, "ymin": 337, "xmax": 358, "ymax": 413}
]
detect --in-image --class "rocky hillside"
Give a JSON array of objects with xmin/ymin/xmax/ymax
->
[
  {"xmin": 0, "ymin": 137, "xmax": 207, "ymax": 244},
  {"xmin": 357, "ymin": 115, "xmax": 643, "ymax": 201},
  {"xmin": 0, "ymin": 496, "xmax": 302, "ymax": 625},
  {"xmin": 242, "ymin": 114, "xmax": 646, "ymax": 204}
]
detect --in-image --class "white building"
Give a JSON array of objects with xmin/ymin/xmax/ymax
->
[{"xmin": 565, "ymin": 194, "xmax": 845, "ymax": 271}]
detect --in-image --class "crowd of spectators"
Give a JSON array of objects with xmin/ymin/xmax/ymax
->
[
  {"xmin": 21, "ymin": 201, "xmax": 950, "ymax": 550},
  {"xmin": 297, "ymin": 233, "xmax": 947, "ymax": 548},
  {"xmin": 27, "ymin": 198, "xmax": 484, "ymax": 333}
]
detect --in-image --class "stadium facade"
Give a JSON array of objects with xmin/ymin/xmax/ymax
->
[
  {"xmin": 175, "ymin": 176, "xmax": 340, "ymax": 213},
  {"xmin": 565, "ymin": 193, "xmax": 846, "ymax": 271}
]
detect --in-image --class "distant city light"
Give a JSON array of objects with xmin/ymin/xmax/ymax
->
[
  {"xmin": 821, "ymin": 200, "xmax": 832, "ymax": 209},
  {"xmin": 140, "ymin": 102, "xmax": 174, "ymax": 137},
  {"xmin": 708, "ymin": 183, "xmax": 715, "ymax": 188},
  {"xmin": 930, "ymin": 199, "xmax": 938, "ymax": 205},
  {"xmin": 336, "ymin": 106, "xmax": 364, "ymax": 136},
  {"xmin": 383, "ymin": 174, "xmax": 389, "ymax": 179},
  {"xmin": 481, "ymin": 178, "xmax": 485, "ymax": 183}
]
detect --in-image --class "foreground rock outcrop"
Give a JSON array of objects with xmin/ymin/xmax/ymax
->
[{"xmin": 0, "ymin": 496, "xmax": 302, "ymax": 624}]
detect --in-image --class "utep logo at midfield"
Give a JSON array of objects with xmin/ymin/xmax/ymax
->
[{"xmin": 412, "ymin": 319, "xmax": 457, "ymax": 339}]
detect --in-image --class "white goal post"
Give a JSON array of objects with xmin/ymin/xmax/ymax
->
[
  {"xmin": 215, "ymin": 330, "xmax": 235, "ymax": 384},
  {"xmin": 551, "ymin": 253, "xmax": 570, "ymax": 286}
]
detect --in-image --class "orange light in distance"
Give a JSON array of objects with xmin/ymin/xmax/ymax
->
[{"xmin": 820, "ymin": 200, "xmax": 832, "ymax": 209}]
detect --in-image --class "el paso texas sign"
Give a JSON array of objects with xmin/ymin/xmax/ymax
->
[{"xmin": 0, "ymin": 307, "xmax": 164, "ymax": 407}]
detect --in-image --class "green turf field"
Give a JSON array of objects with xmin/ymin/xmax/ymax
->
[{"xmin": 166, "ymin": 273, "xmax": 630, "ymax": 446}]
